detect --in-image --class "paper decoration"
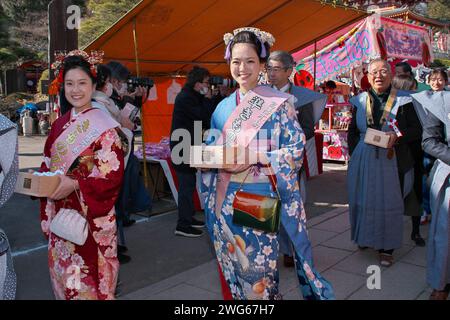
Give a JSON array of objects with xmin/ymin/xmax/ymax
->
[{"xmin": 167, "ymin": 79, "xmax": 182, "ymax": 104}]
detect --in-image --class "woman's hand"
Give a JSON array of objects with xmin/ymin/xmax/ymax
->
[
  {"xmin": 49, "ymin": 175, "xmax": 79, "ymax": 201},
  {"xmin": 120, "ymin": 115, "xmax": 135, "ymax": 130},
  {"xmin": 222, "ymin": 147, "xmax": 269, "ymax": 173},
  {"xmin": 256, "ymin": 152, "xmax": 270, "ymax": 165},
  {"xmin": 386, "ymin": 132, "xmax": 398, "ymax": 149},
  {"xmin": 129, "ymin": 86, "xmax": 148, "ymax": 101},
  {"xmin": 224, "ymin": 164, "xmax": 251, "ymax": 173}
]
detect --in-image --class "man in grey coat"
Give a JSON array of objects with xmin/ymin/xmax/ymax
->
[{"xmin": 266, "ymin": 51, "xmax": 326, "ymax": 267}]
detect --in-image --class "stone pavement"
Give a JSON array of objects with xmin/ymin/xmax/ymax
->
[
  {"xmin": 7, "ymin": 135, "xmax": 439, "ymax": 300},
  {"xmin": 122, "ymin": 206, "xmax": 436, "ymax": 300}
]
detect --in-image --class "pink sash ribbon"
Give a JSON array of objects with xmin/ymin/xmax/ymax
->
[
  {"xmin": 214, "ymin": 86, "xmax": 290, "ymax": 217},
  {"xmin": 50, "ymin": 108, "xmax": 120, "ymax": 173}
]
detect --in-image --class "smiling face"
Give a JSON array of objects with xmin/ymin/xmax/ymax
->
[
  {"xmin": 64, "ymin": 68, "xmax": 95, "ymax": 112},
  {"xmin": 230, "ymin": 43, "xmax": 263, "ymax": 93},
  {"xmin": 428, "ymin": 73, "xmax": 446, "ymax": 92},
  {"xmin": 368, "ymin": 60, "xmax": 392, "ymax": 94}
]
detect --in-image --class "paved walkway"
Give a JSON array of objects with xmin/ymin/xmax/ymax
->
[{"xmin": 122, "ymin": 207, "xmax": 436, "ymax": 300}]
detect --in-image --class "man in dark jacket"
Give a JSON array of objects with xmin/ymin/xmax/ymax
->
[
  {"xmin": 105, "ymin": 61, "xmax": 152, "ymax": 264},
  {"xmin": 266, "ymin": 51, "xmax": 327, "ymax": 267},
  {"xmin": 170, "ymin": 66, "xmax": 223, "ymax": 237}
]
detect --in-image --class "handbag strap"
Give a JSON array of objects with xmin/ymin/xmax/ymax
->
[
  {"xmin": 366, "ymin": 88, "xmax": 397, "ymax": 127},
  {"xmin": 236, "ymin": 164, "xmax": 281, "ymax": 200},
  {"xmin": 61, "ymin": 179, "xmax": 88, "ymax": 218}
]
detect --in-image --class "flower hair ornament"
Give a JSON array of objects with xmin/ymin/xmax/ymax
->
[
  {"xmin": 223, "ymin": 27, "xmax": 275, "ymax": 61},
  {"xmin": 49, "ymin": 49, "xmax": 104, "ymax": 95}
]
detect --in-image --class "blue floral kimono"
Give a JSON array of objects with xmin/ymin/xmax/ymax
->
[{"xmin": 201, "ymin": 88, "xmax": 334, "ymax": 300}]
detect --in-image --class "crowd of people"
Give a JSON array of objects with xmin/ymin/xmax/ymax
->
[{"xmin": 0, "ymin": 26, "xmax": 448, "ymax": 301}]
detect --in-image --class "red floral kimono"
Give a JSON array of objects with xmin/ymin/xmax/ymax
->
[{"xmin": 39, "ymin": 108, "xmax": 124, "ymax": 300}]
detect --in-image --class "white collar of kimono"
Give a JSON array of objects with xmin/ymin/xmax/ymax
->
[
  {"xmin": 71, "ymin": 107, "xmax": 80, "ymax": 118},
  {"xmin": 238, "ymin": 90, "xmax": 245, "ymax": 101},
  {"xmin": 271, "ymin": 82, "xmax": 291, "ymax": 93},
  {"xmin": 280, "ymin": 82, "xmax": 291, "ymax": 92},
  {"xmin": 71, "ymin": 106, "xmax": 91, "ymax": 119}
]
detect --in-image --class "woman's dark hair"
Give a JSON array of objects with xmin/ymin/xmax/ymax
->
[
  {"xmin": 429, "ymin": 68, "xmax": 448, "ymax": 84},
  {"xmin": 106, "ymin": 61, "xmax": 130, "ymax": 81},
  {"xmin": 229, "ymin": 31, "xmax": 271, "ymax": 63},
  {"xmin": 186, "ymin": 66, "xmax": 210, "ymax": 88},
  {"xmin": 325, "ymin": 80, "xmax": 337, "ymax": 90},
  {"xmin": 96, "ymin": 64, "xmax": 111, "ymax": 90},
  {"xmin": 395, "ymin": 61, "xmax": 413, "ymax": 76},
  {"xmin": 59, "ymin": 55, "xmax": 97, "ymax": 115},
  {"xmin": 392, "ymin": 74, "xmax": 416, "ymax": 91}
]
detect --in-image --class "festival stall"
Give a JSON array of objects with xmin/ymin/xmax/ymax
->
[
  {"xmin": 83, "ymin": 0, "xmax": 368, "ymax": 203},
  {"xmin": 292, "ymin": 13, "xmax": 434, "ymax": 162}
]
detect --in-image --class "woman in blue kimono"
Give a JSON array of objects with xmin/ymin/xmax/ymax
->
[
  {"xmin": 413, "ymin": 69, "xmax": 450, "ymax": 299},
  {"xmin": 200, "ymin": 28, "xmax": 334, "ymax": 300}
]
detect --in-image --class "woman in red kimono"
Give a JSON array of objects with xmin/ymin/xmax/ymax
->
[{"xmin": 39, "ymin": 52, "xmax": 125, "ymax": 299}]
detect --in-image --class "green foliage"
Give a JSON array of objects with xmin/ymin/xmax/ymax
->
[
  {"xmin": 0, "ymin": 0, "xmax": 86, "ymax": 68},
  {"xmin": 0, "ymin": 48, "xmax": 18, "ymax": 65},
  {"xmin": 427, "ymin": 0, "xmax": 450, "ymax": 20},
  {"xmin": 0, "ymin": 6, "xmax": 36, "ymax": 68},
  {"xmin": 0, "ymin": 46, "xmax": 37, "ymax": 68},
  {"xmin": 0, "ymin": 0, "xmax": 51, "ymax": 21},
  {"xmin": 0, "ymin": 1, "xmax": 43, "ymax": 67},
  {"xmin": 431, "ymin": 59, "xmax": 450, "ymax": 67},
  {"xmin": 79, "ymin": 0, "xmax": 141, "ymax": 47},
  {"xmin": 0, "ymin": 7, "xmax": 12, "ymax": 45}
]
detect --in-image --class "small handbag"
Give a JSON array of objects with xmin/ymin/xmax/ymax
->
[
  {"xmin": 49, "ymin": 183, "xmax": 88, "ymax": 246},
  {"xmin": 364, "ymin": 127, "xmax": 390, "ymax": 148},
  {"xmin": 232, "ymin": 165, "xmax": 281, "ymax": 233}
]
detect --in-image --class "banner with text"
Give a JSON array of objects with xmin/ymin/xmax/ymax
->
[
  {"xmin": 379, "ymin": 17, "xmax": 432, "ymax": 61},
  {"xmin": 296, "ymin": 18, "xmax": 378, "ymax": 82}
]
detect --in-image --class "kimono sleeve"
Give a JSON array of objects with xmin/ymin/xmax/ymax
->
[
  {"xmin": 39, "ymin": 128, "xmax": 58, "ymax": 238},
  {"xmin": 267, "ymin": 102, "xmax": 305, "ymax": 201},
  {"xmin": 78, "ymin": 128, "xmax": 125, "ymax": 220},
  {"xmin": 422, "ymin": 112, "xmax": 450, "ymax": 164}
]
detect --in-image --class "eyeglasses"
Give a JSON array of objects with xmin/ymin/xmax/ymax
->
[
  {"xmin": 265, "ymin": 66, "xmax": 288, "ymax": 73},
  {"xmin": 368, "ymin": 69, "xmax": 389, "ymax": 76}
]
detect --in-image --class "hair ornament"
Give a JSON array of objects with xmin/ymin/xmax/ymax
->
[
  {"xmin": 49, "ymin": 50, "xmax": 104, "ymax": 95},
  {"xmin": 223, "ymin": 27, "xmax": 275, "ymax": 60}
]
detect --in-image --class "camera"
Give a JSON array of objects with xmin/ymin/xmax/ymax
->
[
  {"xmin": 209, "ymin": 76, "xmax": 224, "ymax": 86},
  {"xmin": 127, "ymin": 76, "xmax": 154, "ymax": 92},
  {"xmin": 209, "ymin": 76, "xmax": 237, "ymax": 88}
]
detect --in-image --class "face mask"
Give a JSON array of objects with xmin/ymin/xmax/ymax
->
[
  {"xmin": 199, "ymin": 86, "xmax": 209, "ymax": 95},
  {"xmin": 105, "ymin": 83, "xmax": 113, "ymax": 97}
]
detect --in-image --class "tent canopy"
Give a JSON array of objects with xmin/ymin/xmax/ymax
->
[{"xmin": 84, "ymin": 0, "xmax": 367, "ymax": 77}]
